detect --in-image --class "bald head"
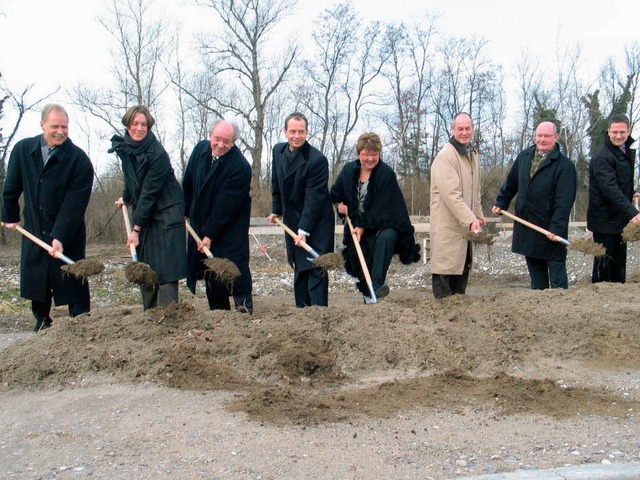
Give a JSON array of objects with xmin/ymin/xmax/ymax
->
[
  {"xmin": 535, "ymin": 122, "xmax": 558, "ymax": 154},
  {"xmin": 209, "ymin": 120, "xmax": 238, "ymax": 157},
  {"xmin": 451, "ymin": 113, "xmax": 474, "ymax": 146}
]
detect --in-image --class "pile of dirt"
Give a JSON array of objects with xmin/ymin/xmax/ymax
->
[{"xmin": 1, "ymin": 282, "xmax": 639, "ymax": 426}]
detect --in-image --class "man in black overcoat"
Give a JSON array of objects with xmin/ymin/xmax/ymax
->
[
  {"xmin": 587, "ymin": 113, "xmax": 640, "ymax": 283},
  {"xmin": 493, "ymin": 121, "xmax": 577, "ymax": 290},
  {"xmin": 267, "ymin": 113, "xmax": 335, "ymax": 307},
  {"xmin": 2, "ymin": 104, "xmax": 94, "ymax": 331},
  {"xmin": 183, "ymin": 120, "xmax": 253, "ymax": 312}
]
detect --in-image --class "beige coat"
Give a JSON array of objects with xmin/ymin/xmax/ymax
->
[{"xmin": 430, "ymin": 142, "xmax": 483, "ymax": 275}]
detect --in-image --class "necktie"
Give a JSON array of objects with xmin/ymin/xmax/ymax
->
[{"xmin": 621, "ymin": 146, "xmax": 627, "ymax": 155}]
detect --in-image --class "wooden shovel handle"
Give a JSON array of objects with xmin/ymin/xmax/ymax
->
[
  {"xmin": 273, "ymin": 217, "xmax": 319, "ymax": 258},
  {"xmin": 499, "ymin": 210, "xmax": 570, "ymax": 246},
  {"xmin": 6, "ymin": 224, "xmax": 75, "ymax": 265},
  {"xmin": 120, "ymin": 205, "xmax": 139, "ymax": 262},
  {"xmin": 346, "ymin": 216, "xmax": 377, "ymax": 302},
  {"xmin": 184, "ymin": 219, "xmax": 214, "ymax": 258}
]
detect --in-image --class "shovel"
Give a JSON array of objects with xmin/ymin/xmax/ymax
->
[
  {"xmin": 1, "ymin": 223, "xmax": 104, "ymax": 279},
  {"xmin": 346, "ymin": 215, "xmax": 377, "ymax": 303},
  {"xmin": 120, "ymin": 205, "xmax": 157, "ymax": 287},
  {"xmin": 273, "ymin": 217, "xmax": 343, "ymax": 270},
  {"xmin": 184, "ymin": 219, "xmax": 240, "ymax": 285},
  {"xmin": 498, "ymin": 210, "xmax": 605, "ymax": 257}
]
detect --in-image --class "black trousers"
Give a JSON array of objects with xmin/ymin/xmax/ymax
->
[
  {"xmin": 31, "ymin": 274, "xmax": 90, "ymax": 331},
  {"xmin": 525, "ymin": 256, "xmax": 568, "ymax": 290},
  {"xmin": 140, "ymin": 281, "xmax": 179, "ymax": 310},
  {"xmin": 432, "ymin": 243, "xmax": 471, "ymax": 299},
  {"xmin": 205, "ymin": 277, "xmax": 254, "ymax": 313},
  {"xmin": 293, "ymin": 267, "xmax": 329, "ymax": 307},
  {"xmin": 369, "ymin": 228, "xmax": 398, "ymax": 289},
  {"xmin": 592, "ymin": 232, "xmax": 627, "ymax": 283}
]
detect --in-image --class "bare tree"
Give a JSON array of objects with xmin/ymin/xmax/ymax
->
[
  {"xmin": 300, "ymin": 2, "xmax": 389, "ymax": 177},
  {"xmin": 432, "ymin": 36, "xmax": 503, "ymax": 158},
  {"xmin": 72, "ymin": 0, "xmax": 170, "ymax": 138},
  {"xmin": 381, "ymin": 15, "xmax": 437, "ymax": 179},
  {"xmin": 624, "ymin": 42, "xmax": 640, "ymax": 131},
  {"xmin": 0, "ymin": 77, "xmax": 59, "ymax": 244},
  {"xmin": 513, "ymin": 50, "xmax": 544, "ymax": 153},
  {"xmin": 188, "ymin": 0, "xmax": 298, "ymax": 187}
]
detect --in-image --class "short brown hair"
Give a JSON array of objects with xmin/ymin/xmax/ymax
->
[
  {"xmin": 122, "ymin": 105, "xmax": 155, "ymax": 129},
  {"xmin": 284, "ymin": 112, "xmax": 308, "ymax": 130},
  {"xmin": 356, "ymin": 132, "xmax": 382, "ymax": 154},
  {"xmin": 608, "ymin": 113, "xmax": 630, "ymax": 128}
]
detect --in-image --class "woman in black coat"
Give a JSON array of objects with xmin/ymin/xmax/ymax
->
[
  {"xmin": 330, "ymin": 132, "xmax": 420, "ymax": 302},
  {"xmin": 110, "ymin": 106, "xmax": 187, "ymax": 309}
]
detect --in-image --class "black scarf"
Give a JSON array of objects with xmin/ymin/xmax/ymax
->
[{"xmin": 109, "ymin": 130, "xmax": 157, "ymax": 155}]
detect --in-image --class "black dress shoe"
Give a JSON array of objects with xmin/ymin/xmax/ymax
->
[
  {"xmin": 375, "ymin": 284, "xmax": 390, "ymax": 298},
  {"xmin": 34, "ymin": 318, "xmax": 53, "ymax": 332}
]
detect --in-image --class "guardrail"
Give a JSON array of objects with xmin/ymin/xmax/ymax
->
[
  {"xmin": 249, "ymin": 218, "xmax": 590, "ymax": 263},
  {"xmin": 248, "ymin": 218, "xmax": 588, "ymax": 235}
]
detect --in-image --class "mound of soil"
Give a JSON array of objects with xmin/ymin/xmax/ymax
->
[
  {"xmin": 2, "ymin": 282, "xmax": 639, "ymax": 427},
  {"xmin": 2, "ymin": 241, "xmax": 640, "ymax": 478}
]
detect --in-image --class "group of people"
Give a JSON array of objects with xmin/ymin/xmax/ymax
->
[
  {"xmin": 2, "ymin": 104, "xmax": 255, "ymax": 331},
  {"xmin": 2, "ymin": 104, "xmax": 639, "ymax": 332},
  {"xmin": 431, "ymin": 112, "xmax": 640, "ymax": 297},
  {"xmin": 267, "ymin": 113, "xmax": 421, "ymax": 307}
]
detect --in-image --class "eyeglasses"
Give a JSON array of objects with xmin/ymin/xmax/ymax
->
[{"xmin": 211, "ymin": 136, "xmax": 233, "ymax": 146}]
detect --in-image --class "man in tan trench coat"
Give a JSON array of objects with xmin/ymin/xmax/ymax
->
[{"xmin": 429, "ymin": 112, "xmax": 485, "ymax": 298}]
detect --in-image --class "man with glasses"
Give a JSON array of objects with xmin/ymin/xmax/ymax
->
[
  {"xmin": 587, "ymin": 113, "xmax": 640, "ymax": 283},
  {"xmin": 183, "ymin": 119, "xmax": 254, "ymax": 313},
  {"xmin": 493, "ymin": 121, "xmax": 577, "ymax": 290}
]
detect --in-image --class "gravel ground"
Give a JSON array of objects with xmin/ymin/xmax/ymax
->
[{"xmin": 0, "ymin": 231, "xmax": 639, "ymax": 479}]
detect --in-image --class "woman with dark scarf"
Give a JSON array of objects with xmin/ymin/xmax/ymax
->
[
  {"xmin": 330, "ymin": 132, "xmax": 420, "ymax": 302},
  {"xmin": 110, "ymin": 105, "xmax": 187, "ymax": 309}
]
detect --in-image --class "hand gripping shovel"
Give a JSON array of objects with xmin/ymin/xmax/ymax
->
[
  {"xmin": 2, "ymin": 223, "xmax": 104, "ymax": 279},
  {"xmin": 273, "ymin": 217, "xmax": 343, "ymax": 270},
  {"xmin": 346, "ymin": 215, "xmax": 377, "ymax": 303},
  {"xmin": 184, "ymin": 219, "xmax": 240, "ymax": 285},
  {"xmin": 120, "ymin": 205, "xmax": 157, "ymax": 287},
  {"xmin": 499, "ymin": 210, "xmax": 605, "ymax": 257}
]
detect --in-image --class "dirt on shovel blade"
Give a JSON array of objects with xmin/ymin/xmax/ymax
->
[
  {"xmin": 464, "ymin": 231, "xmax": 495, "ymax": 245},
  {"xmin": 125, "ymin": 261, "xmax": 158, "ymax": 287},
  {"xmin": 203, "ymin": 257, "xmax": 241, "ymax": 285},
  {"xmin": 622, "ymin": 221, "xmax": 640, "ymax": 242},
  {"xmin": 312, "ymin": 252, "xmax": 344, "ymax": 270},
  {"xmin": 61, "ymin": 257, "xmax": 105, "ymax": 279},
  {"xmin": 568, "ymin": 238, "xmax": 606, "ymax": 257}
]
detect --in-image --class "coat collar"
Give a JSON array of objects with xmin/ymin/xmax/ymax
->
[
  {"xmin": 530, "ymin": 143, "xmax": 561, "ymax": 161},
  {"xmin": 280, "ymin": 141, "xmax": 310, "ymax": 178},
  {"xmin": 448, "ymin": 136, "xmax": 477, "ymax": 156},
  {"xmin": 603, "ymin": 131, "xmax": 636, "ymax": 158},
  {"xmin": 29, "ymin": 134, "xmax": 73, "ymax": 162}
]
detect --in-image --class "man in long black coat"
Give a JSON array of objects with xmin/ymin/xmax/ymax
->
[
  {"xmin": 183, "ymin": 120, "xmax": 253, "ymax": 312},
  {"xmin": 267, "ymin": 112, "xmax": 335, "ymax": 307},
  {"xmin": 587, "ymin": 114, "xmax": 640, "ymax": 283},
  {"xmin": 493, "ymin": 121, "xmax": 577, "ymax": 290},
  {"xmin": 2, "ymin": 104, "xmax": 94, "ymax": 331}
]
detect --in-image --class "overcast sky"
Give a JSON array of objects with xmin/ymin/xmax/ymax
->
[{"xmin": 1, "ymin": 0, "xmax": 639, "ymax": 167}]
